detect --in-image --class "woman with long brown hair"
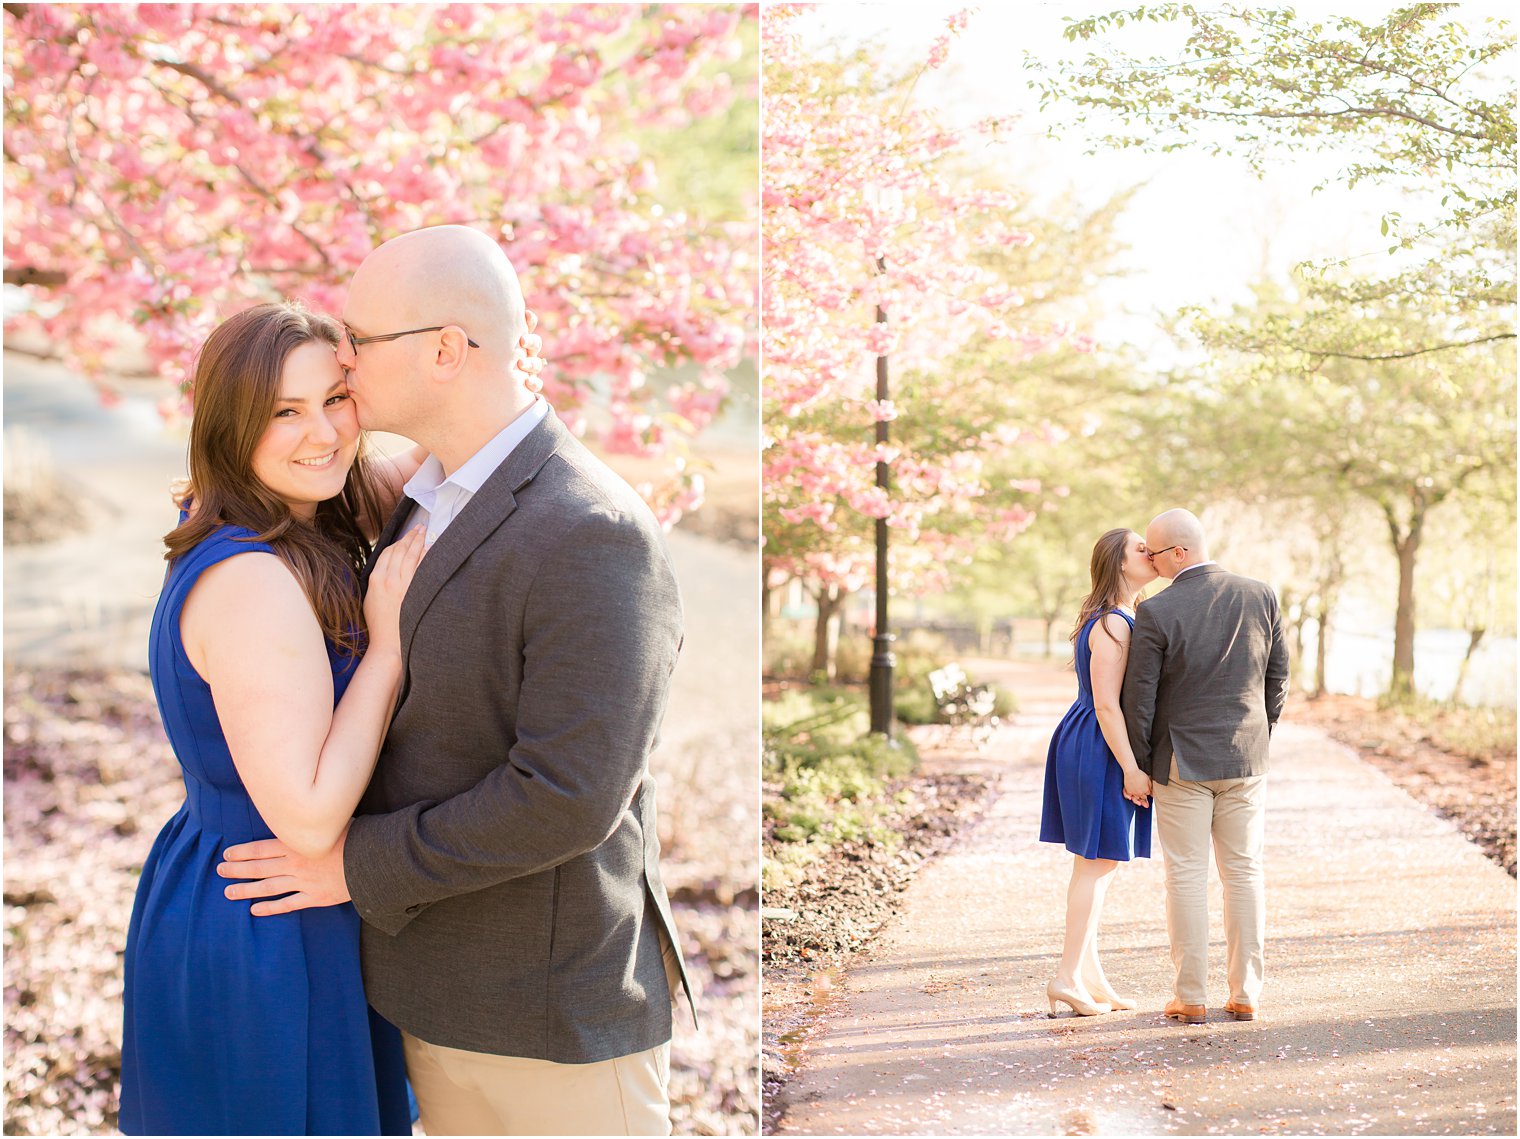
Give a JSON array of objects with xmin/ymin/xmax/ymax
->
[
  {"xmin": 118, "ymin": 301, "xmax": 429, "ymax": 1134},
  {"xmin": 1038, "ymin": 527, "xmax": 1158, "ymax": 1016}
]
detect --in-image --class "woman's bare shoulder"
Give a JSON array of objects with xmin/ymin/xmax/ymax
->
[
  {"xmin": 185, "ymin": 549, "xmax": 310, "ymax": 623},
  {"xmin": 1091, "ymin": 611, "xmax": 1134, "ymax": 647}
]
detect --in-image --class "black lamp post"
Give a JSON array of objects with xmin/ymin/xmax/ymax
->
[{"xmin": 868, "ymin": 253, "xmax": 896, "ymax": 737}]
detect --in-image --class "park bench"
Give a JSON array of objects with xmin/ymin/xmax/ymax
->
[{"xmin": 927, "ymin": 663, "xmax": 999, "ymax": 742}]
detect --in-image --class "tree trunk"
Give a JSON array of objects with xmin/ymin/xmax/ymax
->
[
  {"xmin": 1281, "ymin": 588, "xmax": 1303, "ymax": 689},
  {"xmin": 810, "ymin": 584, "xmax": 843, "ymax": 681},
  {"xmin": 761, "ymin": 571, "xmax": 772, "ymax": 646},
  {"xmin": 1293, "ymin": 609, "xmax": 1311, "ymax": 695},
  {"xmin": 1309, "ymin": 524, "xmax": 1347, "ymax": 700},
  {"xmin": 1451, "ymin": 626, "xmax": 1485, "ymax": 707},
  {"xmin": 1387, "ymin": 508, "xmax": 1425, "ymax": 702},
  {"xmin": 1043, "ymin": 615, "xmax": 1057, "ymax": 658},
  {"xmin": 1313, "ymin": 602, "xmax": 1331, "ymax": 699}
]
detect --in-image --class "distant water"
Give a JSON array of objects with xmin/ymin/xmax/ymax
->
[
  {"xmin": 997, "ymin": 615, "xmax": 1516, "ymax": 708},
  {"xmin": 1322, "ymin": 625, "xmax": 1516, "ymax": 709}
]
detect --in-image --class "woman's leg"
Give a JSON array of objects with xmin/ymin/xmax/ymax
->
[
  {"xmin": 1054, "ymin": 855, "xmax": 1119, "ymax": 994},
  {"xmin": 1078, "ymin": 860, "xmax": 1126, "ymax": 1003}
]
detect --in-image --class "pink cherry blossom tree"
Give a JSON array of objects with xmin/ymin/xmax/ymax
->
[
  {"xmin": 762, "ymin": 5, "xmax": 1077, "ymax": 674},
  {"xmin": 3, "ymin": 2, "xmax": 757, "ymax": 524}
]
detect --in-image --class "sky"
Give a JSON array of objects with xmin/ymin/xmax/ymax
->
[{"xmin": 793, "ymin": 1, "xmax": 1513, "ymax": 362}]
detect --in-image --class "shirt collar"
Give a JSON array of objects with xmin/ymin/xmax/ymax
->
[
  {"xmin": 1174, "ymin": 560, "xmax": 1218, "ymax": 579},
  {"xmin": 403, "ymin": 397, "xmax": 548, "ymax": 508}
]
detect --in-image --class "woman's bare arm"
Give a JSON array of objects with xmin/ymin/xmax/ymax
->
[
  {"xmin": 180, "ymin": 530, "xmax": 426, "ymax": 857},
  {"xmin": 1088, "ymin": 614, "xmax": 1153, "ymax": 806}
]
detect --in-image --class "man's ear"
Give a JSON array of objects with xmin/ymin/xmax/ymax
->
[{"xmin": 433, "ymin": 326, "xmax": 471, "ymax": 377}]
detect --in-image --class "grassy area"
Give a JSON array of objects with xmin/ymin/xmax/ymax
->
[
  {"xmin": 1394, "ymin": 697, "xmax": 1517, "ymax": 762},
  {"xmin": 762, "ymin": 626, "xmax": 1021, "ymax": 894},
  {"xmin": 1361, "ymin": 687, "xmax": 1518, "ymax": 765}
]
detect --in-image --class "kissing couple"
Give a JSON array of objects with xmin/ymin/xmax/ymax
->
[
  {"xmin": 119, "ymin": 225, "xmax": 692, "ymax": 1136},
  {"xmin": 1039, "ymin": 511, "xmax": 1290, "ymax": 1022}
]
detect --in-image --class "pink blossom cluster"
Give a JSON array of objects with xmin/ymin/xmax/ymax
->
[
  {"xmin": 925, "ymin": 7, "xmax": 972, "ymax": 71},
  {"xmin": 762, "ymin": 5, "xmax": 1068, "ymax": 596},
  {"xmin": 3, "ymin": 3, "xmax": 757, "ymax": 516}
]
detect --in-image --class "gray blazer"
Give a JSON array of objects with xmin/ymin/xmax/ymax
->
[
  {"xmin": 1121, "ymin": 564, "xmax": 1290, "ymax": 786},
  {"xmin": 343, "ymin": 408, "xmax": 691, "ymax": 1064}
]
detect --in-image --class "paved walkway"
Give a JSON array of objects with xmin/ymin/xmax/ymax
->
[
  {"xmin": 4, "ymin": 354, "xmax": 187, "ymax": 669},
  {"xmin": 772, "ymin": 658, "xmax": 1516, "ymax": 1136}
]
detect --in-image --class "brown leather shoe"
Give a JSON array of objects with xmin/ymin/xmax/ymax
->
[
  {"xmin": 1223, "ymin": 998, "xmax": 1256, "ymax": 1021},
  {"xmin": 1164, "ymin": 998, "xmax": 1206, "ymax": 1024}
]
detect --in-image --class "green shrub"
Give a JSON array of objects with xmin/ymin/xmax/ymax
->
[
  {"xmin": 763, "ymin": 843, "xmax": 821, "ymax": 893},
  {"xmin": 895, "ymin": 631, "xmax": 950, "ymax": 684},
  {"xmin": 831, "ymin": 634, "xmax": 872, "ymax": 683},
  {"xmin": 761, "ymin": 618, "xmax": 878, "ymax": 683},
  {"xmin": 763, "ymin": 686, "xmax": 920, "ymax": 853},
  {"xmin": 890, "ymin": 665, "xmax": 1018, "ymax": 725},
  {"xmin": 894, "ymin": 682, "xmax": 937, "ymax": 725},
  {"xmin": 762, "ymin": 685, "xmax": 869, "ymax": 761},
  {"xmin": 763, "ymin": 623, "xmax": 813, "ymax": 679}
]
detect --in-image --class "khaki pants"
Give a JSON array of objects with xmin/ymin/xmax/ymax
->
[
  {"xmin": 403, "ymin": 1034, "xmax": 671, "ymax": 1136},
  {"xmin": 1153, "ymin": 774, "xmax": 1267, "ymax": 1007},
  {"xmin": 405, "ymin": 926, "xmax": 684, "ymax": 1135}
]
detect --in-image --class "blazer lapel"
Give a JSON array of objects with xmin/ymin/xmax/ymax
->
[
  {"xmin": 362, "ymin": 494, "xmax": 416, "ymax": 594},
  {"xmin": 397, "ymin": 408, "xmax": 570, "ymax": 659}
]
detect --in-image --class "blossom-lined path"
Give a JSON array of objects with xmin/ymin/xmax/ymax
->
[{"xmin": 770, "ymin": 658, "xmax": 1516, "ymax": 1136}]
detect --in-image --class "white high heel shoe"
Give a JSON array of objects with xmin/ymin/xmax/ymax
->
[
  {"xmin": 1082, "ymin": 968, "xmax": 1137, "ymax": 1010},
  {"xmin": 1090, "ymin": 987, "xmax": 1136, "ymax": 1011},
  {"xmin": 1047, "ymin": 981, "xmax": 1110, "ymax": 1017}
]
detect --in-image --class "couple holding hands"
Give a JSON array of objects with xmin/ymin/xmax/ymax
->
[
  {"xmin": 1040, "ymin": 513, "xmax": 1290, "ymax": 1024},
  {"xmin": 119, "ymin": 225, "xmax": 690, "ymax": 1137}
]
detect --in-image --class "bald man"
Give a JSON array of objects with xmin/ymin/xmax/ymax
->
[
  {"xmin": 220, "ymin": 226, "xmax": 691, "ymax": 1135},
  {"xmin": 1121, "ymin": 509, "xmax": 1289, "ymax": 1026}
]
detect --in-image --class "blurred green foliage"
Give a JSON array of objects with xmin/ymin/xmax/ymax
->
[
  {"xmin": 764, "ymin": 620, "xmax": 1015, "ymax": 720},
  {"xmin": 762, "ymin": 687, "xmax": 917, "ymax": 889},
  {"xmin": 637, "ymin": 15, "xmax": 758, "ymax": 225}
]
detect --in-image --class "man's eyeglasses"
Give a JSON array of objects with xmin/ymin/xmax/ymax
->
[
  {"xmin": 345, "ymin": 325, "xmax": 480, "ymax": 356},
  {"xmin": 1147, "ymin": 545, "xmax": 1187, "ymax": 559}
]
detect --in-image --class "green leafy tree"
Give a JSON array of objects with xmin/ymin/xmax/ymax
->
[
  {"xmin": 938, "ymin": 427, "xmax": 1157, "ymax": 658},
  {"xmin": 1421, "ymin": 475, "xmax": 1518, "ymax": 705},
  {"xmin": 1029, "ymin": 4, "xmax": 1516, "ymax": 332},
  {"xmin": 1216, "ymin": 496, "xmax": 1370, "ymax": 698},
  {"xmin": 1150, "ymin": 279, "xmax": 1516, "ymax": 699}
]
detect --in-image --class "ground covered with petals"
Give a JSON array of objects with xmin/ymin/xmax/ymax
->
[
  {"xmin": 3, "ymin": 668, "xmax": 755, "ymax": 1136},
  {"xmin": 760, "ymin": 762, "xmax": 993, "ymax": 1133},
  {"xmin": 1288, "ymin": 692, "xmax": 1515, "ymax": 877}
]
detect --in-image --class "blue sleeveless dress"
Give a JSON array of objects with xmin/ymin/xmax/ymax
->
[
  {"xmin": 1039, "ymin": 610, "xmax": 1152, "ymax": 861},
  {"xmin": 119, "ymin": 525, "xmax": 410, "ymax": 1135}
]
